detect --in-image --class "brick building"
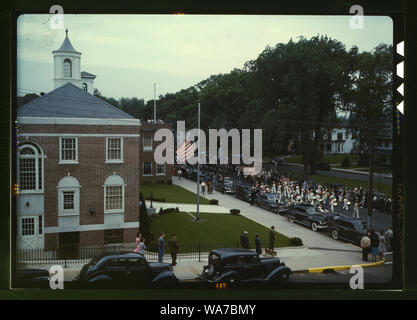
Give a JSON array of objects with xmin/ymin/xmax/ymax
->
[
  {"xmin": 140, "ymin": 121, "xmax": 173, "ymax": 184},
  {"xmin": 16, "ymin": 33, "xmax": 141, "ymax": 251}
]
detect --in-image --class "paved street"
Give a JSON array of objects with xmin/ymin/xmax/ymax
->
[{"xmin": 171, "ymin": 178, "xmax": 391, "ymax": 276}]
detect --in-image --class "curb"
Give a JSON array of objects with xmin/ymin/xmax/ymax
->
[{"xmin": 291, "ymin": 258, "xmax": 385, "ymax": 274}]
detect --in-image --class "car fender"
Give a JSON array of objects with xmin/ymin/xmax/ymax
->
[
  {"xmin": 89, "ymin": 275, "xmax": 112, "ymax": 283},
  {"xmin": 264, "ymin": 266, "xmax": 292, "ymax": 281},
  {"xmin": 214, "ymin": 271, "xmax": 239, "ymax": 283},
  {"xmin": 152, "ymin": 271, "xmax": 179, "ymax": 284}
]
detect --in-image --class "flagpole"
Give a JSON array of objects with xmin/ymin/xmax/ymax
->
[
  {"xmin": 154, "ymin": 83, "xmax": 156, "ymax": 123},
  {"xmin": 197, "ymin": 102, "xmax": 201, "ymax": 221}
]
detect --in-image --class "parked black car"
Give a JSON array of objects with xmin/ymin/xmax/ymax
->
[
  {"xmin": 326, "ymin": 214, "xmax": 368, "ymax": 246},
  {"xmin": 235, "ymin": 183, "xmax": 252, "ymax": 202},
  {"xmin": 201, "ymin": 248, "xmax": 291, "ymax": 284},
  {"xmin": 256, "ymin": 193, "xmax": 288, "ymax": 215},
  {"xmin": 76, "ymin": 252, "xmax": 179, "ymax": 288},
  {"xmin": 15, "ymin": 268, "xmax": 50, "ymax": 288},
  {"xmin": 286, "ymin": 204, "xmax": 328, "ymax": 231},
  {"xmin": 214, "ymin": 177, "xmax": 235, "ymax": 194}
]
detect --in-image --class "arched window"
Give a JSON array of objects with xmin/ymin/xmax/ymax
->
[
  {"xmin": 18, "ymin": 143, "xmax": 43, "ymax": 192},
  {"xmin": 63, "ymin": 58, "xmax": 72, "ymax": 78},
  {"xmin": 82, "ymin": 83, "xmax": 88, "ymax": 91},
  {"xmin": 104, "ymin": 174, "xmax": 125, "ymax": 213},
  {"xmin": 57, "ymin": 176, "xmax": 80, "ymax": 216}
]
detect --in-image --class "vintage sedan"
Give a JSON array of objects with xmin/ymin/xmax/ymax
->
[
  {"xmin": 15, "ymin": 268, "xmax": 50, "ymax": 288},
  {"xmin": 76, "ymin": 252, "xmax": 179, "ymax": 288},
  {"xmin": 201, "ymin": 248, "xmax": 291, "ymax": 284},
  {"xmin": 326, "ymin": 214, "xmax": 368, "ymax": 246},
  {"xmin": 235, "ymin": 183, "xmax": 252, "ymax": 202},
  {"xmin": 214, "ymin": 177, "xmax": 235, "ymax": 194},
  {"xmin": 286, "ymin": 204, "xmax": 328, "ymax": 231},
  {"xmin": 256, "ymin": 193, "xmax": 288, "ymax": 215}
]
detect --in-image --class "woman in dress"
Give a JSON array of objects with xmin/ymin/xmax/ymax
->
[
  {"xmin": 139, "ymin": 237, "xmax": 147, "ymax": 256},
  {"xmin": 378, "ymin": 229, "xmax": 387, "ymax": 261},
  {"xmin": 134, "ymin": 232, "xmax": 141, "ymax": 253}
]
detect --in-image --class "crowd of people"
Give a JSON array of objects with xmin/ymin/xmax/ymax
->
[{"xmin": 178, "ymin": 163, "xmax": 392, "ymax": 216}]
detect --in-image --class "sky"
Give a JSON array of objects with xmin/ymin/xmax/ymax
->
[{"xmin": 17, "ymin": 14, "xmax": 393, "ymax": 101}]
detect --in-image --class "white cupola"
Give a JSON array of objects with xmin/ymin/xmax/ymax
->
[{"xmin": 52, "ymin": 29, "xmax": 96, "ymax": 94}]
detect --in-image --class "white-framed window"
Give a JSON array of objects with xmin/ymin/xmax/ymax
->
[
  {"xmin": 143, "ymin": 136, "xmax": 153, "ymax": 152},
  {"xmin": 104, "ymin": 175, "xmax": 125, "ymax": 214},
  {"xmin": 59, "ymin": 137, "xmax": 78, "ymax": 164},
  {"xmin": 156, "ymin": 163, "xmax": 166, "ymax": 176},
  {"xmin": 21, "ymin": 217, "xmax": 35, "ymax": 237},
  {"xmin": 143, "ymin": 161, "xmax": 152, "ymax": 176},
  {"xmin": 106, "ymin": 137, "xmax": 123, "ymax": 163},
  {"xmin": 63, "ymin": 191, "xmax": 75, "ymax": 210},
  {"xmin": 63, "ymin": 58, "xmax": 72, "ymax": 78},
  {"xmin": 58, "ymin": 176, "xmax": 80, "ymax": 216},
  {"xmin": 18, "ymin": 143, "xmax": 44, "ymax": 193}
]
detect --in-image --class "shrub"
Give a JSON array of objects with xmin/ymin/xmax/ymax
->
[
  {"xmin": 341, "ymin": 155, "xmax": 351, "ymax": 168},
  {"xmin": 210, "ymin": 199, "xmax": 219, "ymax": 205},
  {"xmin": 289, "ymin": 237, "xmax": 303, "ymax": 246},
  {"xmin": 230, "ymin": 209, "xmax": 240, "ymax": 215}
]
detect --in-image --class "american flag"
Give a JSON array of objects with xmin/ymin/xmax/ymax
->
[{"xmin": 176, "ymin": 139, "xmax": 196, "ymax": 163}]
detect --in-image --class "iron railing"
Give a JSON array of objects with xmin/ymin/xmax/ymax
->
[{"xmin": 17, "ymin": 241, "xmax": 242, "ymax": 267}]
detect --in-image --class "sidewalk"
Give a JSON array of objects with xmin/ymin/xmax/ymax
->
[{"xmin": 23, "ymin": 245, "xmax": 372, "ymax": 282}]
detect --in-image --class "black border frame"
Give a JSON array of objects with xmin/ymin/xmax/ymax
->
[{"xmin": 1, "ymin": 0, "xmax": 416, "ymax": 300}]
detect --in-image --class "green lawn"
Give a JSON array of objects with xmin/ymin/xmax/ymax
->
[
  {"xmin": 285, "ymin": 154, "xmax": 359, "ymax": 165},
  {"xmin": 140, "ymin": 183, "xmax": 210, "ymax": 205},
  {"xmin": 286, "ymin": 170, "xmax": 392, "ymax": 197},
  {"xmin": 147, "ymin": 212, "xmax": 297, "ymax": 252}
]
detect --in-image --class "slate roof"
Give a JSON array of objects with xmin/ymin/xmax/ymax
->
[
  {"xmin": 18, "ymin": 83, "xmax": 135, "ymax": 119},
  {"xmin": 81, "ymin": 71, "xmax": 96, "ymax": 79},
  {"xmin": 53, "ymin": 35, "xmax": 81, "ymax": 54}
]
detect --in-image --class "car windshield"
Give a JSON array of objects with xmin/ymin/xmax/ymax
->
[
  {"xmin": 353, "ymin": 221, "xmax": 367, "ymax": 231},
  {"xmin": 266, "ymin": 195, "xmax": 277, "ymax": 201},
  {"xmin": 306, "ymin": 207, "xmax": 321, "ymax": 215}
]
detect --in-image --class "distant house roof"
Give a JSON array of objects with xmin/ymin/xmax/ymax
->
[
  {"xmin": 81, "ymin": 71, "xmax": 96, "ymax": 79},
  {"xmin": 18, "ymin": 82, "xmax": 135, "ymax": 120},
  {"xmin": 52, "ymin": 35, "xmax": 81, "ymax": 54}
]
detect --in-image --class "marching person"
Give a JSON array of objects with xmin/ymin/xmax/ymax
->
[
  {"xmin": 343, "ymin": 197, "xmax": 349, "ymax": 211},
  {"xmin": 353, "ymin": 200, "xmax": 360, "ymax": 218}
]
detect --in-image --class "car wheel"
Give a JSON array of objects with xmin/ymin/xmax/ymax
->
[
  {"xmin": 280, "ymin": 271, "xmax": 290, "ymax": 284},
  {"xmin": 288, "ymin": 216, "xmax": 295, "ymax": 223},
  {"xmin": 331, "ymin": 229, "xmax": 339, "ymax": 240},
  {"xmin": 311, "ymin": 222, "xmax": 318, "ymax": 232}
]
